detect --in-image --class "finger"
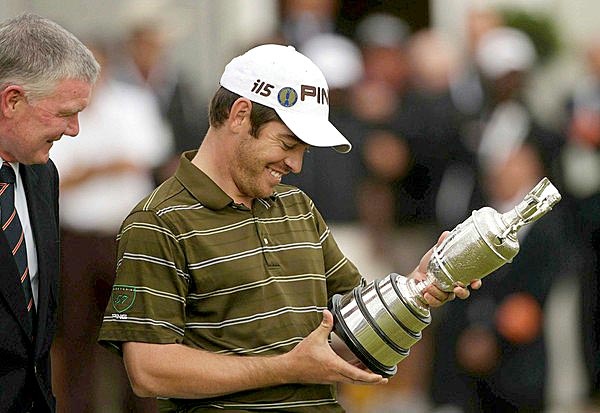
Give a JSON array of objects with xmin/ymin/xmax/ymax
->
[
  {"xmin": 422, "ymin": 292, "xmax": 445, "ymax": 307},
  {"xmin": 436, "ymin": 230, "xmax": 450, "ymax": 246},
  {"xmin": 470, "ymin": 279, "xmax": 482, "ymax": 290},
  {"xmin": 424, "ymin": 284, "xmax": 451, "ymax": 302},
  {"xmin": 305, "ymin": 310, "xmax": 336, "ymax": 346},
  {"xmin": 339, "ymin": 368, "xmax": 388, "ymax": 385},
  {"xmin": 454, "ymin": 286, "xmax": 470, "ymax": 299},
  {"xmin": 416, "ymin": 247, "xmax": 435, "ymax": 274},
  {"xmin": 354, "ymin": 377, "xmax": 389, "ymax": 386},
  {"xmin": 319, "ymin": 309, "xmax": 334, "ymax": 334},
  {"xmin": 418, "ymin": 231, "xmax": 450, "ymax": 274}
]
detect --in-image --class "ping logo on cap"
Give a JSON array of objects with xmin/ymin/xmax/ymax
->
[
  {"xmin": 301, "ymin": 85, "xmax": 328, "ymax": 105},
  {"xmin": 278, "ymin": 87, "xmax": 298, "ymax": 107},
  {"xmin": 250, "ymin": 78, "xmax": 328, "ymax": 107}
]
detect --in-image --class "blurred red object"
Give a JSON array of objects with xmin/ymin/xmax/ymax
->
[{"xmin": 495, "ymin": 292, "xmax": 543, "ymax": 344}]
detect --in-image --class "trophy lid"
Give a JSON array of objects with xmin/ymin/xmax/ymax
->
[{"xmin": 502, "ymin": 177, "xmax": 561, "ymax": 234}]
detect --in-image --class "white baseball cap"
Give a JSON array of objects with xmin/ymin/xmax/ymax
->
[{"xmin": 220, "ymin": 44, "xmax": 352, "ymax": 153}]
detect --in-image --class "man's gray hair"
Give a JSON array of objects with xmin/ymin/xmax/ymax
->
[{"xmin": 0, "ymin": 13, "xmax": 100, "ymax": 100}]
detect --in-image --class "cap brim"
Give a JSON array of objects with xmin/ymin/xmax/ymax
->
[{"xmin": 276, "ymin": 110, "xmax": 352, "ymax": 153}]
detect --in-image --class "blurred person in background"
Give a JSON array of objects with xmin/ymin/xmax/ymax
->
[
  {"xmin": 440, "ymin": 6, "xmax": 505, "ymax": 232},
  {"xmin": 354, "ymin": 12, "xmax": 411, "ymax": 96},
  {"xmin": 562, "ymin": 35, "xmax": 600, "ymax": 199},
  {"xmin": 576, "ymin": 175, "xmax": 600, "ymax": 408},
  {"xmin": 51, "ymin": 41, "xmax": 170, "ymax": 413},
  {"xmin": 461, "ymin": 27, "xmax": 566, "ymax": 224},
  {"xmin": 430, "ymin": 142, "xmax": 573, "ymax": 413},
  {"xmin": 449, "ymin": 6, "xmax": 504, "ymax": 120},
  {"xmin": 468, "ymin": 27, "xmax": 564, "ymax": 206},
  {"xmin": 0, "ymin": 13, "xmax": 99, "ymax": 412},
  {"xmin": 401, "ymin": 29, "xmax": 476, "ymax": 231},
  {"xmin": 279, "ymin": 0, "xmax": 340, "ymax": 46},
  {"xmin": 115, "ymin": 2, "xmax": 206, "ymax": 183},
  {"xmin": 563, "ymin": 34, "xmax": 600, "ymax": 407},
  {"xmin": 350, "ymin": 12, "xmax": 418, "ymax": 257}
]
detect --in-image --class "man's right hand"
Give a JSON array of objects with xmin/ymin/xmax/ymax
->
[{"xmin": 280, "ymin": 310, "xmax": 388, "ymax": 386}]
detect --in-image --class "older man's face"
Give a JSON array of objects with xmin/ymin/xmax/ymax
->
[{"xmin": 0, "ymin": 79, "xmax": 92, "ymax": 164}]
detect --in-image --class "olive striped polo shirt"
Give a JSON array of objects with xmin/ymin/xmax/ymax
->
[{"xmin": 98, "ymin": 151, "xmax": 362, "ymax": 412}]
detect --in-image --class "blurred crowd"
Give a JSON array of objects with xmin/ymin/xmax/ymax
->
[{"xmin": 41, "ymin": 1, "xmax": 600, "ymax": 412}]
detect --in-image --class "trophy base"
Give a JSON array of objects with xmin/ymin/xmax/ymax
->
[
  {"xmin": 329, "ymin": 274, "xmax": 434, "ymax": 378},
  {"xmin": 330, "ymin": 294, "xmax": 398, "ymax": 378}
]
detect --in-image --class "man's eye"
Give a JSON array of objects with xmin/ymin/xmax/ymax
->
[{"xmin": 282, "ymin": 143, "xmax": 294, "ymax": 150}]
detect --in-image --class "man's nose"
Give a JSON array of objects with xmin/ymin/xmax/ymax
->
[
  {"xmin": 284, "ymin": 147, "xmax": 305, "ymax": 174},
  {"xmin": 64, "ymin": 114, "xmax": 80, "ymax": 137}
]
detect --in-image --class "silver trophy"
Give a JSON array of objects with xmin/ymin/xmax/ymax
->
[{"xmin": 329, "ymin": 177, "xmax": 561, "ymax": 377}]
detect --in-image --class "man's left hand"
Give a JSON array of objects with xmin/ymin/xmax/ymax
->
[{"xmin": 408, "ymin": 231, "xmax": 482, "ymax": 307}]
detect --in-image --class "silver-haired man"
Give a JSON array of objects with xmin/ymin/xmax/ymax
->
[{"xmin": 0, "ymin": 13, "xmax": 99, "ymax": 412}]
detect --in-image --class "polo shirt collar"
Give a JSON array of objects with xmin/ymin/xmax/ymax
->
[{"xmin": 175, "ymin": 151, "xmax": 278, "ymax": 210}]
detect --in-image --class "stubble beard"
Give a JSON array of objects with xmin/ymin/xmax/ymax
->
[{"xmin": 232, "ymin": 141, "xmax": 273, "ymax": 201}]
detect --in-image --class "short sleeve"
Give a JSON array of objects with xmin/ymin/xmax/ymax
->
[{"xmin": 98, "ymin": 210, "xmax": 189, "ymax": 354}]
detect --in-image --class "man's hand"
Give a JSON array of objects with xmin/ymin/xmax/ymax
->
[
  {"xmin": 281, "ymin": 310, "xmax": 388, "ymax": 385},
  {"xmin": 408, "ymin": 231, "xmax": 482, "ymax": 307}
]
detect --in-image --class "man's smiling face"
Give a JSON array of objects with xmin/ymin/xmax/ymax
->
[
  {"xmin": 0, "ymin": 78, "xmax": 92, "ymax": 164},
  {"xmin": 230, "ymin": 119, "xmax": 309, "ymax": 202}
]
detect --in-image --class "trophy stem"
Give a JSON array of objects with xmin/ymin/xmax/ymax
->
[{"xmin": 400, "ymin": 276, "xmax": 433, "ymax": 314}]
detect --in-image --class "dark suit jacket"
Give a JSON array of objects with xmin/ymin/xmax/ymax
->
[{"xmin": 0, "ymin": 161, "xmax": 59, "ymax": 412}]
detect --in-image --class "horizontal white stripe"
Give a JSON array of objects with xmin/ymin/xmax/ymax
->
[
  {"xmin": 143, "ymin": 186, "xmax": 161, "ymax": 211},
  {"xmin": 134, "ymin": 286, "xmax": 186, "ymax": 304},
  {"xmin": 258, "ymin": 211, "xmax": 313, "ymax": 223},
  {"xmin": 103, "ymin": 315, "xmax": 184, "ymax": 335},
  {"xmin": 121, "ymin": 253, "xmax": 190, "ymax": 282},
  {"xmin": 123, "ymin": 252, "xmax": 175, "ymax": 268},
  {"xmin": 325, "ymin": 257, "xmax": 348, "ymax": 279},
  {"xmin": 319, "ymin": 227, "xmax": 330, "ymax": 243},
  {"xmin": 215, "ymin": 336, "xmax": 304, "ymax": 355},
  {"xmin": 176, "ymin": 212, "xmax": 313, "ymax": 240},
  {"xmin": 188, "ymin": 273, "xmax": 325, "ymax": 300},
  {"xmin": 257, "ymin": 198, "xmax": 270, "ymax": 208},
  {"xmin": 118, "ymin": 222, "xmax": 178, "ymax": 241},
  {"xmin": 188, "ymin": 242, "xmax": 322, "ymax": 270},
  {"xmin": 207, "ymin": 398, "xmax": 337, "ymax": 409},
  {"xmin": 186, "ymin": 305, "xmax": 325, "ymax": 329},
  {"xmin": 157, "ymin": 202, "xmax": 204, "ymax": 217},
  {"xmin": 276, "ymin": 188, "xmax": 303, "ymax": 198}
]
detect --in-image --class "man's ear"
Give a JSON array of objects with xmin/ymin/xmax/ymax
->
[
  {"xmin": 228, "ymin": 98, "xmax": 252, "ymax": 133},
  {"xmin": 0, "ymin": 85, "xmax": 26, "ymax": 118}
]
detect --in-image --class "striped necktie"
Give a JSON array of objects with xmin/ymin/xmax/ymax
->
[{"xmin": 0, "ymin": 162, "xmax": 35, "ymax": 321}]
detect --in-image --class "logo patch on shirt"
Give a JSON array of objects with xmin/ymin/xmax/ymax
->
[
  {"xmin": 278, "ymin": 87, "xmax": 298, "ymax": 107},
  {"xmin": 112, "ymin": 285, "xmax": 136, "ymax": 313}
]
